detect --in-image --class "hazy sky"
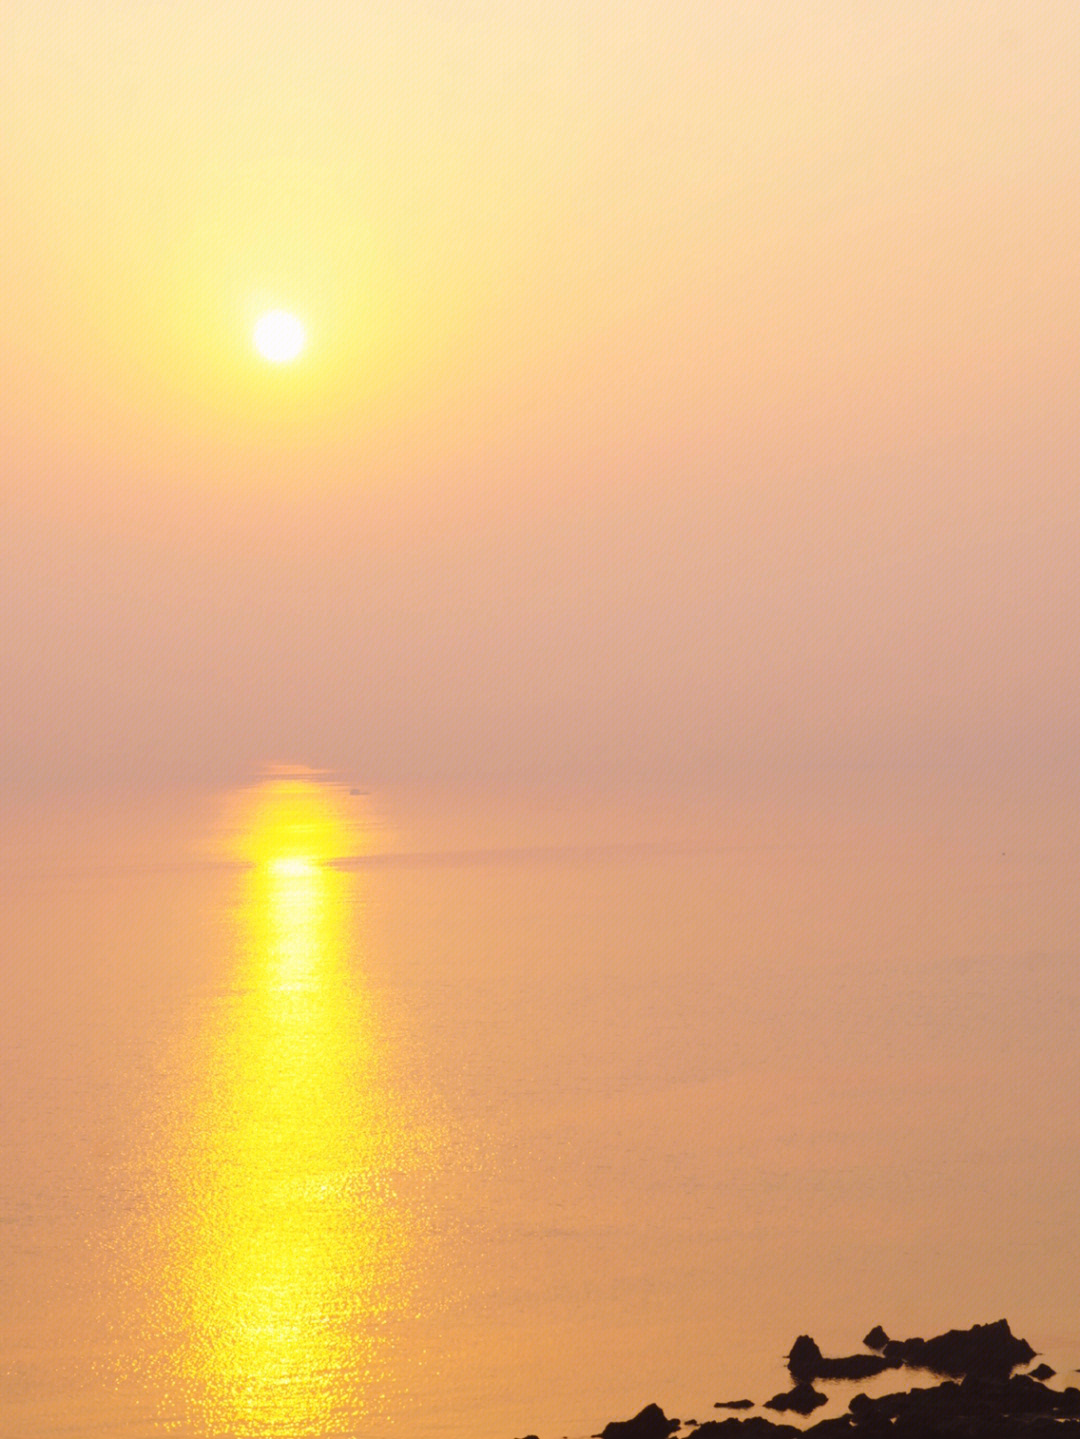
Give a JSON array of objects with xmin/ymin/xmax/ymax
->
[{"xmin": 2, "ymin": 1, "xmax": 1078, "ymax": 795}]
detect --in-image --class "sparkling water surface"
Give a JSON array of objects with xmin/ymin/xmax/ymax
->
[{"xmin": 3, "ymin": 778, "xmax": 1079, "ymax": 1438}]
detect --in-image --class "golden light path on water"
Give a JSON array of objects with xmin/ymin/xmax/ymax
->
[{"xmin": 135, "ymin": 778, "xmax": 441, "ymax": 1437}]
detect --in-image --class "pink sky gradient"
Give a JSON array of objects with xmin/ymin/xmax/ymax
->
[{"xmin": 2, "ymin": 1, "xmax": 1078, "ymax": 795}]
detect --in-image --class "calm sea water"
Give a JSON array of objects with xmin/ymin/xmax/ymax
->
[{"xmin": 2, "ymin": 777, "xmax": 1079, "ymax": 1439}]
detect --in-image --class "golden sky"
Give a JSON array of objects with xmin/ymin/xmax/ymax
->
[{"xmin": 2, "ymin": 1, "xmax": 1078, "ymax": 793}]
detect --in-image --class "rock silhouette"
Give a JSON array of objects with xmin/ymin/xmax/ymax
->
[
  {"xmin": 693, "ymin": 1422, "xmax": 799, "ymax": 1438},
  {"xmin": 787, "ymin": 1335, "xmax": 891, "ymax": 1382},
  {"xmin": 788, "ymin": 1319, "xmax": 1036, "ymax": 1383},
  {"xmin": 764, "ymin": 1382, "xmax": 827, "ymax": 1414},
  {"xmin": 880, "ymin": 1319, "xmax": 1037, "ymax": 1378},
  {"xmin": 583, "ymin": 1321, "xmax": 1075, "ymax": 1439},
  {"xmin": 596, "ymin": 1402, "xmax": 680, "ymax": 1439}
]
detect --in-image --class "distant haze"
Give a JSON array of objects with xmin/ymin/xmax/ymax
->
[{"xmin": 3, "ymin": 0, "xmax": 1078, "ymax": 796}]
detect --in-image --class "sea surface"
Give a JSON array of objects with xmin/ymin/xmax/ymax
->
[{"xmin": 2, "ymin": 775, "xmax": 1079, "ymax": 1439}]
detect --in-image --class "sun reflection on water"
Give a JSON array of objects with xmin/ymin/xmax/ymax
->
[{"xmin": 142, "ymin": 778, "xmax": 433, "ymax": 1437}]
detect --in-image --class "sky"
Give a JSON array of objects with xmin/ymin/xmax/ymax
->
[{"xmin": 2, "ymin": 0, "xmax": 1078, "ymax": 797}]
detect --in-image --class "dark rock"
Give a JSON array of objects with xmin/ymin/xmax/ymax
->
[
  {"xmin": 851, "ymin": 1381, "xmax": 974, "ymax": 1438},
  {"xmin": 883, "ymin": 1319, "xmax": 1036, "ymax": 1378},
  {"xmin": 887, "ymin": 1381, "xmax": 965, "ymax": 1420},
  {"xmin": 848, "ymin": 1387, "xmax": 919, "ymax": 1424},
  {"xmin": 765, "ymin": 1383, "xmax": 827, "ymax": 1415},
  {"xmin": 595, "ymin": 1323, "xmax": 1075, "ymax": 1439},
  {"xmin": 693, "ymin": 1421, "xmax": 799, "ymax": 1437},
  {"xmin": 1004, "ymin": 1373, "xmax": 1059, "ymax": 1414},
  {"xmin": 823, "ymin": 1355, "xmax": 893, "ymax": 1381},
  {"xmin": 786, "ymin": 1335, "xmax": 893, "ymax": 1382},
  {"xmin": 787, "ymin": 1336, "xmax": 823, "ymax": 1382},
  {"xmin": 835, "ymin": 1372, "xmax": 1080, "ymax": 1437},
  {"xmin": 599, "ymin": 1403, "xmax": 681, "ymax": 1439},
  {"xmin": 694, "ymin": 1383, "xmax": 1080, "ymax": 1439},
  {"xmin": 1029, "ymin": 1363, "xmax": 1055, "ymax": 1380}
]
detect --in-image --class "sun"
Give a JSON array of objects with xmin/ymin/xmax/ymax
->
[{"xmin": 253, "ymin": 310, "xmax": 306, "ymax": 363}]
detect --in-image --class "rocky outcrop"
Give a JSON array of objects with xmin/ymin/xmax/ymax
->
[
  {"xmin": 788, "ymin": 1319, "xmax": 1036, "ymax": 1384},
  {"xmin": 673, "ymin": 1376, "xmax": 1080, "ymax": 1437},
  {"xmin": 596, "ymin": 1402, "xmax": 680, "ymax": 1439},
  {"xmin": 845, "ymin": 1371, "xmax": 1080, "ymax": 1435},
  {"xmin": 693, "ymin": 1421, "xmax": 799, "ymax": 1438},
  {"xmin": 764, "ymin": 1382, "xmax": 827, "ymax": 1414},
  {"xmin": 787, "ymin": 1336, "xmax": 892, "ymax": 1382},
  {"xmin": 583, "ymin": 1324, "xmax": 1072, "ymax": 1439},
  {"xmin": 880, "ymin": 1319, "xmax": 1037, "ymax": 1378}
]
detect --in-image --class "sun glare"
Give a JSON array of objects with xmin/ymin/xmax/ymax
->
[{"xmin": 253, "ymin": 310, "xmax": 306, "ymax": 363}]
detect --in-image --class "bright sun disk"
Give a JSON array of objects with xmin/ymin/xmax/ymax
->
[{"xmin": 253, "ymin": 310, "xmax": 306, "ymax": 363}]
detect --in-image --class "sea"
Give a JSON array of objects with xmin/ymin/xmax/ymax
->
[{"xmin": 2, "ymin": 774, "xmax": 1078, "ymax": 1439}]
